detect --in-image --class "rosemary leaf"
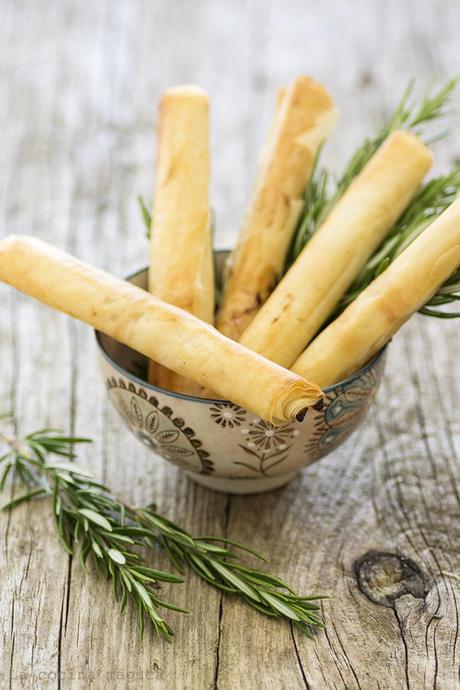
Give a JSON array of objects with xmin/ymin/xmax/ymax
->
[{"xmin": 138, "ymin": 195, "xmax": 152, "ymax": 237}]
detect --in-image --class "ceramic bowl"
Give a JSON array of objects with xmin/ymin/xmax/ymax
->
[{"xmin": 95, "ymin": 253, "xmax": 387, "ymax": 494}]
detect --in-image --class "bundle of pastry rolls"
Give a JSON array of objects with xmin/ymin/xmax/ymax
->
[
  {"xmin": 238, "ymin": 130, "xmax": 433, "ymax": 366},
  {"xmin": 216, "ymin": 78, "xmax": 460, "ymax": 388},
  {"xmin": 1, "ymin": 76, "xmax": 459, "ymax": 423}
]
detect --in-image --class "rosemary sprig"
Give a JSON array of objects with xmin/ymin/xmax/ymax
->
[
  {"xmin": 0, "ymin": 423, "xmax": 326, "ymax": 639},
  {"xmin": 138, "ymin": 195, "xmax": 152, "ymax": 238},
  {"xmin": 136, "ymin": 509, "xmax": 325, "ymax": 636},
  {"xmin": 333, "ymin": 78, "xmax": 458, "ymax": 199},
  {"xmin": 285, "ymin": 78, "xmax": 459, "ymax": 270},
  {"xmin": 333, "ymin": 166, "xmax": 460, "ymax": 318},
  {"xmin": 0, "ymin": 426, "xmax": 183, "ymax": 641}
]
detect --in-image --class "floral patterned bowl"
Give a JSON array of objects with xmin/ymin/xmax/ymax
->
[{"xmin": 95, "ymin": 256, "xmax": 387, "ymax": 494}]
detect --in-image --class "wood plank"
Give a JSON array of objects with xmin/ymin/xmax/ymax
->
[
  {"xmin": 0, "ymin": 0, "xmax": 459, "ymax": 689},
  {"xmin": 0, "ymin": 2, "xmax": 77, "ymax": 684}
]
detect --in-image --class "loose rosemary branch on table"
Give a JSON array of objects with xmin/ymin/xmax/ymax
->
[{"xmin": 0, "ymin": 419, "xmax": 325, "ymax": 641}]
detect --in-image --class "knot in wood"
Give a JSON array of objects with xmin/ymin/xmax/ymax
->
[{"xmin": 354, "ymin": 550, "xmax": 430, "ymax": 608}]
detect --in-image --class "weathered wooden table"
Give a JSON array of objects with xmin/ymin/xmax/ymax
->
[{"xmin": 1, "ymin": 1, "xmax": 459, "ymax": 688}]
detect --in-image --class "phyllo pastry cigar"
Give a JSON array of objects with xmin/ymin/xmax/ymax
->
[
  {"xmin": 148, "ymin": 85, "xmax": 214, "ymax": 395},
  {"xmin": 292, "ymin": 196, "xmax": 460, "ymax": 387},
  {"xmin": 217, "ymin": 76, "xmax": 338, "ymax": 340},
  {"xmin": 239, "ymin": 130, "xmax": 433, "ymax": 367},
  {"xmin": 0, "ymin": 236, "xmax": 323, "ymax": 425}
]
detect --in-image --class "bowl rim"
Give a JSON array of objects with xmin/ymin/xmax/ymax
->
[{"xmin": 94, "ymin": 263, "xmax": 387, "ymax": 405}]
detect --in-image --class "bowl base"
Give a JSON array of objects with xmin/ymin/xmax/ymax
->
[{"xmin": 185, "ymin": 471, "xmax": 297, "ymax": 495}]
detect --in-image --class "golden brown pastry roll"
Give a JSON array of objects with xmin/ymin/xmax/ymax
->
[
  {"xmin": 239, "ymin": 130, "xmax": 433, "ymax": 367},
  {"xmin": 148, "ymin": 85, "xmax": 214, "ymax": 394},
  {"xmin": 0, "ymin": 235, "xmax": 323, "ymax": 425},
  {"xmin": 292, "ymin": 196, "xmax": 460, "ymax": 387},
  {"xmin": 217, "ymin": 76, "xmax": 338, "ymax": 340}
]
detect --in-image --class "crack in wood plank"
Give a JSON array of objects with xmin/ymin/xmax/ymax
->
[{"xmin": 213, "ymin": 494, "xmax": 230, "ymax": 690}]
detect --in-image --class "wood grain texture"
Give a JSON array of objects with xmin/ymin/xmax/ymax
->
[{"xmin": 0, "ymin": 1, "xmax": 459, "ymax": 688}]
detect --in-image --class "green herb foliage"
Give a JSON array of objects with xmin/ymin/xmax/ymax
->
[
  {"xmin": 284, "ymin": 80, "xmax": 460, "ymax": 318},
  {"xmin": 138, "ymin": 195, "xmax": 152, "ymax": 238},
  {"xmin": 0, "ymin": 422, "xmax": 325, "ymax": 640},
  {"xmin": 333, "ymin": 166, "xmax": 460, "ymax": 318}
]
